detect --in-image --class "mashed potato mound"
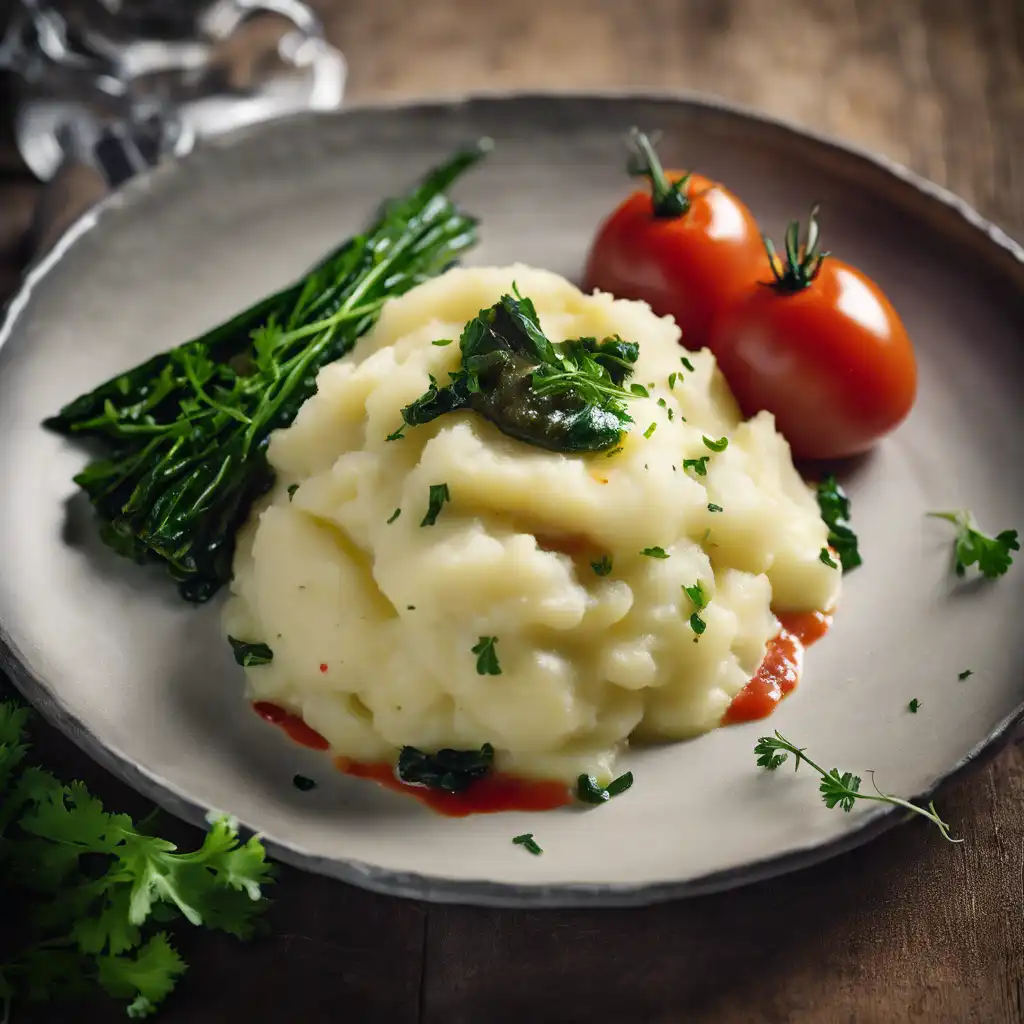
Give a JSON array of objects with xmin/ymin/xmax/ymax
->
[{"xmin": 224, "ymin": 265, "xmax": 840, "ymax": 780}]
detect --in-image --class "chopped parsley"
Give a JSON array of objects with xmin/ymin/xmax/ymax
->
[
  {"xmin": 577, "ymin": 771, "xmax": 634, "ymax": 804},
  {"xmin": 958, "ymin": 669, "xmax": 973, "ymax": 681},
  {"xmin": 680, "ymin": 356, "xmax": 695, "ymax": 372},
  {"xmin": 816, "ymin": 475, "xmax": 861, "ymax": 571},
  {"xmin": 683, "ymin": 581, "xmax": 707, "ymax": 610},
  {"xmin": 702, "ymin": 435, "xmax": 729, "ymax": 452},
  {"xmin": 228, "ymin": 637, "xmax": 273, "ymax": 667},
  {"xmin": 643, "ymin": 422, "xmax": 657, "ymax": 439},
  {"xmin": 908, "ymin": 699, "xmax": 921, "ymax": 713},
  {"xmin": 657, "ymin": 397, "xmax": 667, "ymax": 408},
  {"xmin": 689, "ymin": 613, "xmax": 707, "ymax": 636},
  {"xmin": 591, "ymin": 555, "xmax": 613, "ymax": 576},
  {"xmin": 668, "ymin": 372, "xmax": 679, "ymax": 390},
  {"xmin": 683, "ymin": 457, "xmax": 709, "ymax": 476},
  {"xmin": 387, "ymin": 508, "xmax": 401, "ymax": 524},
  {"xmin": 707, "ymin": 503, "xmax": 723, "ymax": 513},
  {"xmin": 641, "ymin": 546, "xmax": 669, "ymax": 559},
  {"xmin": 928, "ymin": 509, "xmax": 1019, "ymax": 579},
  {"xmin": 512, "ymin": 833, "xmax": 543, "ymax": 855},
  {"xmin": 293, "ymin": 774, "xmax": 317, "ymax": 791},
  {"xmin": 287, "ymin": 483, "xmax": 299, "ymax": 500},
  {"xmin": 420, "ymin": 483, "xmax": 450, "ymax": 527},
  {"xmin": 431, "ymin": 338, "xmax": 454, "ymax": 346},
  {"xmin": 472, "ymin": 636, "xmax": 502, "ymax": 675},
  {"xmin": 667, "ymin": 408, "xmax": 674, "ymax": 421},
  {"xmin": 385, "ymin": 425, "xmax": 406, "ymax": 442},
  {"xmin": 630, "ymin": 383, "xmax": 650, "ymax": 398},
  {"xmin": 819, "ymin": 547, "xmax": 839, "ymax": 569},
  {"xmin": 397, "ymin": 744, "xmax": 494, "ymax": 793}
]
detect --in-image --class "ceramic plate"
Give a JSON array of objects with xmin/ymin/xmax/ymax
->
[{"xmin": 2, "ymin": 94, "xmax": 1023, "ymax": 908}]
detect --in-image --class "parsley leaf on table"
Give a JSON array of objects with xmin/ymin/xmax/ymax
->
[{"xmin": 815, "ymin": 475, "xmax": 861, "ymax": 571}]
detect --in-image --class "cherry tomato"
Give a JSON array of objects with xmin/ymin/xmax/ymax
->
[
  {"xmin": 582, "ymin": 129, "xmax": 765, "ymax": 350},
  {"xmin": 709, "ymin": 208, "xmax": 917, "ymax": 460}
]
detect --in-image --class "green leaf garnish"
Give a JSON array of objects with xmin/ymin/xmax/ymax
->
[
  {"xmin": 512, "ymin": 833, "xmax": 543, "ymax": 855},
  {"xmin": 228, "ymin": 637, "xmax": 273, "ymax": 667},
  {"xmin": 401, "ymin": 293, "xmax": 641, "ymax": 454},
  {"xmin": 702, "ymin": 435, "xmax": 728, "ymax": 452},
  {"xmin": 682, "ymin": 457, "xmax": 709, "ymax": 476},
  {"xmin": 287, "ymin": 484, "xmax": 299, "ymax": 500},
  {"xmin": 819, "ymin": 547, "xmax": 839, "ymax": 569},
  {"xmin": 421, "ymin": 483, "xmax": 450, "ymax": 527},
  {"xmin": 591, "ymin": 556, "xmax": 613, "ymax": 577},
  {"xmin": 668, "ymin": 372, "xmax": 679, "ymax": 390},
  {"xmin": 815, "ymin": 475, "xmax": 861, "ymax": 571},
  {"xmin": 680, "ymin": 356, "xmax": 695, "ymax": 372},
  {"xmin": 397, "ymin": 743, "xmax": 494, "ymax": 793},
  {"xmin": 958, "ymin": 669, "xmax": 973, "ymax": 681},
  {"xmin": 689, "ymin": 613, "xmax": 706, "ymax": 635},
  {"xmin": 387, "ymin": 508, "xmax": 401, "ymax": 524},
  {"xmin": 683, "ymin": 581, "xmax": 707, "ymax": 611},
  {"xmin": 385, "ymin": 425, "xmax": 406, "ymax": 442},
  {"xmin": 643, "ymin": 422, "xmax": 657, "ymax": 439},
  {"xmin": 472, "ymin": 636, "xmax": 502, "ymax": 676},
  {"xmin": 753, "ymin": 731, "xmax": 959, "ymax": 842},
  {"xmin": 928, "ymin": 509, "xmax": 1019, "ymax": 579},
  {"xmin": 630, "ymin": 383, "xmax": 649, "ymax": 398},
  {"xmin": 576, "ymin": 771, "xmax": 634, "ymax": 805},
  {"xmin": 641, "ymin": 547, "xmax": 668, "ymax": 559},
  {"xmin": 908, "ymin": 699, "xmax": 921, "ymax": 713},
  {"xmin": 707, "ymin": 503, "xmax": 723, "ymax": 513}
]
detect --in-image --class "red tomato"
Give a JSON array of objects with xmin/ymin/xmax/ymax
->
[
  {"xmin": 710, "ymin": 209, "xmax": 917, "ymax": 460},
  {"xmin": 582, "ymin": 130, "xmax": 765, "ymax": 350}
]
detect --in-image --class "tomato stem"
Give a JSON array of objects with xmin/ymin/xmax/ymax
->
[
  {"xmin": 763, "ymin": 204, "xmax": 830, "ymax": 292},
  {"xmin": 626, "ymin": 128, "xmax": 692, "ymax": 219}
]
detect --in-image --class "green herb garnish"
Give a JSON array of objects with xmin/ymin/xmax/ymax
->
[
  {"xmin": 577, "ymin": 771, "xmax": 634, "ymax": 804},
  {"xmin": 385, "ymin": 425, "xmax": 406, "ymax": 442},
  {"xmin": 958, "ymin": 669, "xmax": 973, "ymax": 681},
  {"xmin": 668, "ymin": 372, "xmax": 679, "ymax": 390},
  {"xmin": 397, "ymin": 743, "xmax": 494, "ymax": 793},
  {"xmin": 753, "ymin": 731, "xmax": 959, "ymax": 842},
  {"xmin": 0, "ymin": 694, "xmax": 272, "ymax": 1019},
  {"xmin": 815, "ymin": 475, "xmax": 861, "ymax": 571},
  {"xmin": 707, "ymin": 503, "xmax": 723, "ymax": 513},
  {"xmin": 643, "ymin": 422, "xmax": 657, "ymax": 439},
  {"xmin": 421, "ymin": 483, "xmax": 450, "ymax": 527},
  {"xmin": 43, "ymin": 144, "xmax": 488, "ymax": 603},
  {"xmin": 591, "ymin": 556, "xmax": 613, "ymax": 576},
  {"xmin": 641, "ymin": 546, "xmax": 669, "ymax": 559},
  {"xmin": 228, "ymin": 637, "xmax": 273, "ymax": 667},
  {"xmin": 819, "ymin": 547, "xmax": 839, "ymax": 569},
  {"xmin": 702, "ymin": 435, "xmax": 728, "ymax": 452},
  {"xmin": 680, "ymin": 356, "xmax": 695, "ymax": 372},
  {"xmin": 401, "ymin": 292, "xmax": 640, "ymax": 454},
  {"xmin": 908, "ymin": 699, "xmax": 921, "ymax": 713},
  {"xmin": 293, "ymin": 774, "xmax": 317, "ymax": 791},
  {"xmin": 387, "ymin": 508, "xmax": 401, "ymax": 524},
  {"xmin": 287, "ymin": 483, "xmax": 299, "ymax": 500},
  {"xmin": 683, "ymin": 457, "xmax": 709, "ymax": 476},
  {"xmin": 928, "ymin": 509, "xmax": 1019, "ymax": 579},
  {"xmin": 512, "ymin": 833, "xmax": 543, "ymax": 855},
  {"xmin": 630, "ymin": 383, "xmax": 649, "ymax": 398},
  {"xmin": 472, "ymin": 636, "xmax": 502, "ymax": 676},
  {"xmin": 431, "ymin": 338, "xmax": 454, "ymax": 346}
]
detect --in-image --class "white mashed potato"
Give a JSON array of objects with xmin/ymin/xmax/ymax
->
[{"xmin": 224, "ymin": 265, "xmax": 840, "ymax": 781}]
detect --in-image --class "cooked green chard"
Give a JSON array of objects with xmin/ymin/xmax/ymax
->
[
  {"xmin": 754, "ymin": 731, "xmax": 958, "ymax": 842},
  {"xmin": 401, "ymin": 290, "xmax": 641, "ymax": 453},
  {"xmin": 927, "ymin": 509, "xmax": 1019, "ymax": 579},
  {"xmin": 815, "ymin": 475, "xmax": 861, "ymax": 571},
  {"xmin": 228, "ymin": 637, "xmax": 273, "ymax": 667},
  {"xmin": 397, "ymin": 743, "xmax": 494, "ymax": 793},
  {"xmin": 0, "ymin": 694, "xmax": 272, "ymax": 1019},
  {"xmin": 44, "ymin": 143, "xmax": 489, "ymax": 603}
]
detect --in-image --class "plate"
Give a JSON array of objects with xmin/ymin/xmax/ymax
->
[{"xmin": 2, "ymin": 94, "xmax": 1023, "ymax": 908}]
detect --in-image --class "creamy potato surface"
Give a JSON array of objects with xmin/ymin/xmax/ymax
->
[{"xmin": 225, "ymin": 265, "xmax": 840, "ymax": 780}]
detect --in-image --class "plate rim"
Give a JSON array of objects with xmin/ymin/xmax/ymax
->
[{"xmin": 2, "ymin": 89, "xmax": 1023, "ymax": 909}]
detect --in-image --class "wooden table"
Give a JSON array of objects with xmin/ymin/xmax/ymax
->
[{"xmin": 2, "ymin": 2, "xmax": 1023, "ymax": 1021}]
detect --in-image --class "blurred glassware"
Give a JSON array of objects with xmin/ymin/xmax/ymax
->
[{"xmin": 0, "ymin": 0, "xmax": 346, "ymax": 186}]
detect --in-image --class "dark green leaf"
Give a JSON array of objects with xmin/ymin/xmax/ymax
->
[
  {"xmin": 397, "ymin": 743, "xmax": 494, "ymax": 793},
  {"xmin": 929, "ymin": 509, "xmax": 1018, "ymax": 579},
  {"xmin": 707, "ymin": 503, "xmax": 723, "ymax": 513},
  {"xmin": 421, "ymin": 483, "xmax": 451, "ymax": 527},
  {"xmin": 908, "ymin": 699, "xmax": 921, "ymax": 714},
  {"xmin": 680, "ymin": 356, "xmax": 695, "ymax": 372},
  {"xmin": 576, "ymin": 775, "xmax": 610, "ymax": 804},
  {"xmin": 819, "ymin": 547, "xmax": 839, "ymax": 569},
  {"xmin": 689, "ymin": 613, "xmax": 706, "ymax": 635},
  {"xmin": 228, "ymin": 637, "xmax": 273, "ymax": 667},
  {"xmin": 591, "ymin": 555, "xmax": 613, "ymax": 576},
  {"xmin": 816, "ymin": 475, "xmax": 861, "ymax": 572},
  {"xmin": 293, "ymin": 775, "xmax": 317, "ymax": 791},
  {"xmin": 287, "ymin": 484, "xmax": 299, "ymax": 500},
  {"xmin": 702, "ymin": 435, "xmax": 728, "ymax": 452},
  {"xmin": 958, "ymin": 669, "xmax": 973, "ymax": 681},
  {"xmin": 641, "ymin": 547, "xmax": 668, "ymax": 558},
  {"xmin": 512, "ymin": 833, "xmax": 543, "ymax": 855},
  {"xmin": 387, "ymin": 508, "xmax": 401, "ymax": 524},
  {"xmin": 605, "ymin": 771, "xmax": 634, "ymax": 797},
  {"xmin": 472, "ymin": 636, "xmax": 502, "ymax": 676},
  {"xmin": 682, "ymin": 457, "xmax": 709, "ymax": 476}
]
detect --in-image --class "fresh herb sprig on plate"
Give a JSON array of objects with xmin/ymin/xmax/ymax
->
[
  {"xmin": 401, "ymin": 290, "xmax": 641, "ymax": 453},
  {"xmin": 45, "ymin": 143, "xmax": 489, "ymax": 603},
  {"xmin": 0, "ymin": 693, "xmax": 272, "ymax": 1020},
  {"xmin": 927, "ymin": 509, "xmax": 1019, "ymax": 579},
  {"xmin": 816, "ymin": 475, "xmax": 861, "ymax": 571},
  {"xmin": 754, "ymin": 731, "xmax": 959, "ymax": 842}
]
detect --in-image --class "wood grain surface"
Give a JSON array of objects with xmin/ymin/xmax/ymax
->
[{"xmin": 2, "ymin": 2, "xmax": 1023, "ymax": 1022}]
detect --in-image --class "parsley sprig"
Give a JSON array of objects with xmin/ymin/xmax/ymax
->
[
  {"xmin": 816, "ymin": 475, "xmax": 861, "ymax": 571},
  {"xmin": 0, "ymin": 695, "xmax": 272, "ymax": 1019},
  {"xmin": 754, "ymin": 731, "xmax": 959, "ymax": 842},
  {"xmin": 928, "ymin": 509, "xmax": 1019, "ymax": 579}
]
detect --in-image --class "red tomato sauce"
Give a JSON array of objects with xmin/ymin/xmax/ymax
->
[
  {"xmin": 252, "ymin": 701, "xmax": 330, "ymax": 751},
  {"xmin": 335, "ymin": 758, "xmax": 573, "ymax": 818},
  {"xmin": 722, "ymin": 610, "xmax": 832, "ymax": 725}
]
